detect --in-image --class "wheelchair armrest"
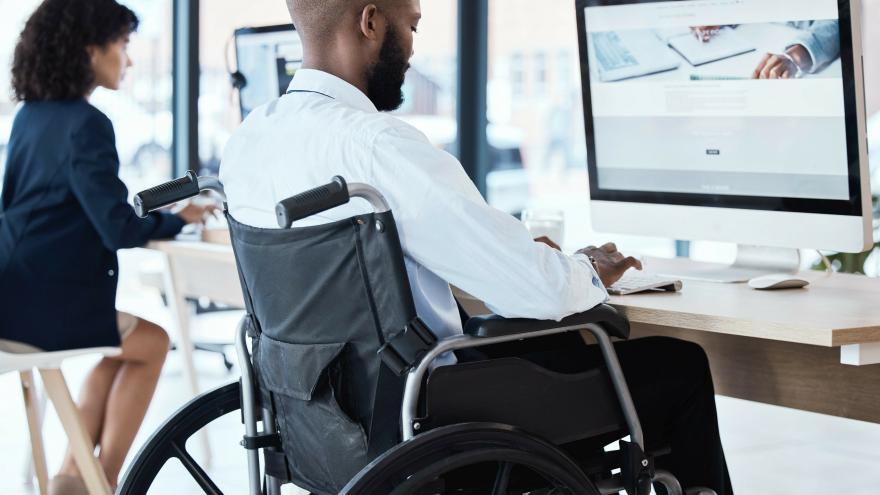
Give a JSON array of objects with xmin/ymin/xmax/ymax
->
[{"xmin": 463, "ymin": 304, "xmax": 629, "ymax": 341}]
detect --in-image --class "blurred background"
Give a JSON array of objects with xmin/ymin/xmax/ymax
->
[
  {"xmin": 1, "ymin": 1, "xmax": 879, "ymax": 493},
  {"xmin": 2, "ymin": 0, "xmax": 877, "ymax": 267}
]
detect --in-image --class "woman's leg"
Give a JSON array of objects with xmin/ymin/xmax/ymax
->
[
  {"xmin": 96, "ymin": 318, "xmax": 170, "ymax": 485},
  {"xmin": 55, "ymin": 318, "xmax": 170, "ymax": 487}
]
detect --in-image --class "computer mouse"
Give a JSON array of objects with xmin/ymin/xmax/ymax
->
[{"xmin": 747, "ymin": 274, "xmax": 810, "ymax": 290}]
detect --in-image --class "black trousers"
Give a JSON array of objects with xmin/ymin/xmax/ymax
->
[{"xmin": 470, "ymin": 332, "xmax": 734, "ymax": 494}]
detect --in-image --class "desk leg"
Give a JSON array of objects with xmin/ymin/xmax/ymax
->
[
  {"xmin": 841, "ymin": 342, "xmax": 880, "ymax": 366},
  {"xmin": 162, "ymin": 253, "xmax": 212, "ymax": 467}
]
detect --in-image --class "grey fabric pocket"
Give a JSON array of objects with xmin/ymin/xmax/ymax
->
[{"xmin": 255, "ymin": 335, "xmax": 369, "ymax": 494}]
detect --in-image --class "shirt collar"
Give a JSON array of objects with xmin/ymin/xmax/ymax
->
[{"xmin": 287, "ymin": 69, "xmax": 378, "ymax": 114}]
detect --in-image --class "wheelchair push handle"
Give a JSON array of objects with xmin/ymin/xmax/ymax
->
[
  {"xmin": 134, "ymin": 171, "xmax": 202, "ymax": 218},
  {"xmin": 276, "ymin": 176, "xmax": 350, "ymax": 228}
]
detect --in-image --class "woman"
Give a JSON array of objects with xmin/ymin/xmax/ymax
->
[{"xmin": 0, "ymin": 0, "xmax": 212, "ymax": 492}]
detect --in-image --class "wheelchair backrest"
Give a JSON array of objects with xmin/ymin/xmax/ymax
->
[
  {"xmin": 226, "ymin": 196, "xmax": 421, "ymax": 493},
  {"xmin": 135, "ymin": 173, "xmax": 436, "ymax": 493}
]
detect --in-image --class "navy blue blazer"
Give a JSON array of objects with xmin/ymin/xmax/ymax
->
[{"xmin": 0, "ymin": 100, "xmax": 184, "ymax": 351}]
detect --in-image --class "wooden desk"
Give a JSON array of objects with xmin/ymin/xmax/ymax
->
[
  {"xmin": 147, "ymin": 240, "xmax": 241, "ymax": 400},
  {"xmin": 458, "ymin": 257, "xmax": 880, "ymax": 424},
  {"xmin": 146, "ymin": 240, "xmax": 241, "ymax": 466},
  {"xmin": 615, "ymin": 258, "xmax": 880, "ymax": 424},
  {"xmin": 151, "ymin": 241, "xmax": 880, "ymax": 424}
]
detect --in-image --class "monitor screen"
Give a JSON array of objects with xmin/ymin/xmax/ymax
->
[
  {"xmin": 234, "ymin": 25, "xmax": 304, "ymax": 119},
  {"xmin": 577, "ymin": 0, "xmax": 865, "ymax": 216}
]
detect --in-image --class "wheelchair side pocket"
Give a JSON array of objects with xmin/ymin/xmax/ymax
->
[{"xmin": 256, "ymin": 335, "xmax": 369, "ymax": 495}]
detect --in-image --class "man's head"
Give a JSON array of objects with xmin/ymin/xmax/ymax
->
[{"xmin": 287, "ymin": 0, "xmax": 421, "ymax": 111}]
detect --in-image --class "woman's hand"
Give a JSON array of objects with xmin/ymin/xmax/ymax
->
[{"xmin": 176, "ymin": 203, "xmax": 217, "ymax": 225}]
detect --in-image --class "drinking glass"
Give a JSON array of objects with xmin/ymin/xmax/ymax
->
[{"xmin": 521, "ymin": 209, "xmax": 565, "ymax": 246}]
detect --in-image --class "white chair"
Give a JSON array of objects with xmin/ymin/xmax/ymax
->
[{"xmin": 1, "ymin": 346, "xmax": 121, "ymax": 495}]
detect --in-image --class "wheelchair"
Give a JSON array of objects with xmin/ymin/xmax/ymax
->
[{"xmin": 119, "ymin": 172, "xmax": 716, "ymax": 495}]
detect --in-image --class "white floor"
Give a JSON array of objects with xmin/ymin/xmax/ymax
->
[{"xmin": 1, "ymin": 250, "xmax": 878, "ymax": 494}]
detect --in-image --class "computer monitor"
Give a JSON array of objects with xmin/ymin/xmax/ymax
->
[
  {"xmin": 576, "ymin": 0, "xmax": 872, "ymax": 280},
  {"xmin": 234, "ymin": 24, "xmax": 303, "ymax": 119}
]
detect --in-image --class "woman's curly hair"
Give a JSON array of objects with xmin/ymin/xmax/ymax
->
[{"xmin": 11, "ymin": 0, "xmax": 139, "ymax": 101}]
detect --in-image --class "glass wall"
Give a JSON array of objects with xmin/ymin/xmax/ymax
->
[
  {"xmin": 0, "ymin": 0, "xmax": 43, "ymax": 191},
  {"xmin": 198, "ymin": 0, "xmax": 291, "ymax": 174},
  {"xmin": 96, "ymin": 0, "xmax": 174, "ymax": 196},
  {"xmin": 0, "ymin": 0, "xmax": 174, "ymax": 198},
  {"xmin": 486, "ymin": 0, "xmax": 675, "ymax": 256},
  {"xmin": 198, "ymin": 0, "xmax": 458, "ymax": 174},
  {"xmin": 393, "ymin": 1, "xmax": 458, "ymax": 147}
]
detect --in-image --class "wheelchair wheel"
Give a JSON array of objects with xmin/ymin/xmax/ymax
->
[
  {"xmin": 341, "ymin": 422, "xmax": 601, "ymax": 495},
  {"xmin": 118, "ymin": 381, "xmax": 241, "ymax": 495}
]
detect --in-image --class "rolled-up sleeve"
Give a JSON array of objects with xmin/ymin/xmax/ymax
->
[{"xmin": 368, "ymin": 123, "xmax": 607, "ymax": 321}]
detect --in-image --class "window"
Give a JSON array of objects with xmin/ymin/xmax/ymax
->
[
  {"xmin": 534, "ymin": 52, "xmax": 548, "ymax": 96},
  {"xmin": 0, "ymin": 1, "xmax": 43, "ymax": 190},
  {"xmin": 487, "ymin": 0, "xmax": 676, "ymax": 256},
  {"xmin": 93, "ymin": 0, "xmax": 174, "ymax": 197},
  {"xmin": 198, "ymin": 0, "xmax": 458, "ymax": 174},
  {"xmin": 509, "ymin": 52, "xmax": 526, "ymax": 98},
  {"xmin": 393, "ymin": 1, "xmax": 459, "ymax": 147},
  {"xmin": 198, "ymin": 0, "xmax": 291, "ymax": 174},
  {"xmin": 0, "ymin": 0, "xmax": 171, "ymax": 198}
]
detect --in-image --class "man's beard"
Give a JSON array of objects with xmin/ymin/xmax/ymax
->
[{"xmin": 366, "ymin": 25, "xmax": 409, "ymax": 111}]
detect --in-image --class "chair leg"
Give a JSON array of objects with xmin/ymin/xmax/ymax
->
[
  {"xmin": 20, "ymin": 370, "xmax": 49, "ymax": 495},
  {"xmin": 38, "ymin": 368, "xmax": 112, "ymax": 495},
  {"xmin": 21, "ymin": 377, "xmax": 47, "ymax": 489}
]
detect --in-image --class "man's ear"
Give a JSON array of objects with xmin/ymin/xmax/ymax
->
[{"xmin": 358, "ymin": 3, "xmax": 384, "ymax": 41}]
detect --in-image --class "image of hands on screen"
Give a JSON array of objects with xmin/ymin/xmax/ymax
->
[
  {"xmin": 584, "ymin": 0, "xmax": 851, "ymax": 201},
  {"xmin": 589, "ymin": 20, "xmax": 841, "ymax": 83},
  {"xmin": 689, "ymin": 21, "xmax": 840, "ymax": 79}
]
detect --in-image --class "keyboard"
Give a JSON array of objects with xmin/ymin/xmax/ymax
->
[
  {"xmin": 608, "ymin": 273, "xmax": 683, "ymax": 295},
  {"xmin": 592, "ymin": 31, "xmax": 639, "ymax": 71}
]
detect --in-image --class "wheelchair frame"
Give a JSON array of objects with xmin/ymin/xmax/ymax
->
[{"xmin": 129, "ymin": 173, "xmax": 708, "ymax": 495}]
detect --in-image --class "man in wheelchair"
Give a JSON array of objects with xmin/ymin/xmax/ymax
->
[{"xmin": 213, "ymin": 0, "xmax": 733, "ymax": 494}]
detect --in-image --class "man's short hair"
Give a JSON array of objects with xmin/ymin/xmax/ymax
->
[{"xmin": 286, "ymin": 0, "xmax": 397, "ymax": 42}]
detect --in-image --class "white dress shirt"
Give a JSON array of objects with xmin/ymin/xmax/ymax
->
[{"xmin": 221, "ymin": 69, "xmax": 608, "ymax": 363}]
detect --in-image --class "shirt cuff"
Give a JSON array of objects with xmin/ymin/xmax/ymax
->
[
  {"xmin": 785, "ymin": 40, "xmax": 817, "ymax": 73},
  {"xmin": 571, "ymin": 252, "xmax": 610, "ymax": 302}
]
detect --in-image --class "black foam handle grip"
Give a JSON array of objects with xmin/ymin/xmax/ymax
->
[
  {"xmin": 134, "ymin": 171, "xmax": 200, "ymax": 218},
  {"xmin": 275, "ymin": 176, "xmax": 349, "ymax": 228}
]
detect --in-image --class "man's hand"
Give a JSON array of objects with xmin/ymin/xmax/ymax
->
[
  {"xmin": 752, "ymin": 45, "xmax": 812, "ymax": 79},
  {"xmin": 576, "ymin": 242, "xmax": 642, "ymax": 287},
  {"xmin": 690, "ymin": 25, "xmax": 722, "ymax": 42},
  {"xmin": 534, "ymin": 236, "xmax": 561, "ymax": 251}
]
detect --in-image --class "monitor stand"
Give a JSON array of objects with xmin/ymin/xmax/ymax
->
[{"xmin": 658, "ymin": 245, "xmax": 801, "ymax": 283}]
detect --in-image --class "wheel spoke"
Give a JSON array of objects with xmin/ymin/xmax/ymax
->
[
  {"xmin": 172, "ymin": 441, "xmax": 224, "ymax": 495},
  {"xmin": 492, "ymin": 462, "xmax": 513, "ymax": 495}
]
